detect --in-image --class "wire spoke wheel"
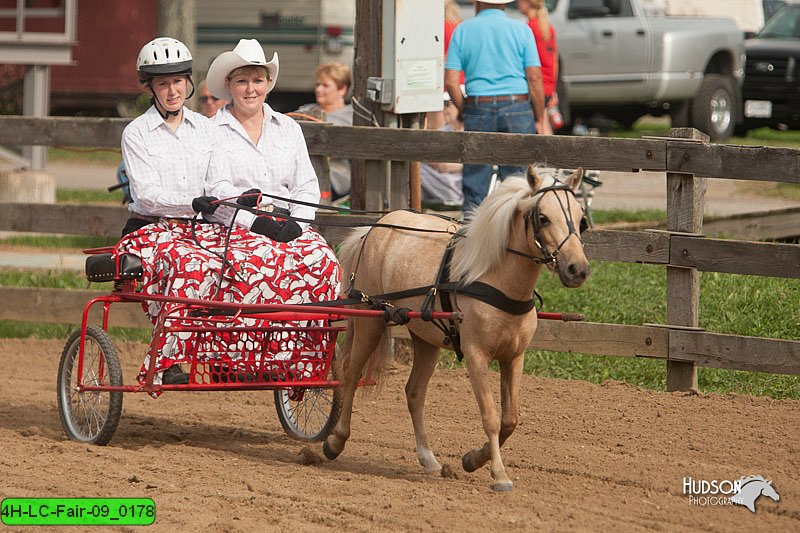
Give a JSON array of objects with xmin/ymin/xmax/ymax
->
[
  {"xmin": 57, "ymin": 326, "xmax": 123, "ymax": 445},
  {"xmin": 274, "ymin": 355, "xmax": 341, "ymax": 442}
]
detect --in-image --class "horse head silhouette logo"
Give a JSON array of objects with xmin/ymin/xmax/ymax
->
[{"xmin": 730, "ymin": 476, "xmax": 780, "ymax": 513}]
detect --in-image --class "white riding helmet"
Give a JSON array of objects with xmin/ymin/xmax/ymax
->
[{"xmin": 136, "ymin": 37, "xmax": 193, "ymax": 81}]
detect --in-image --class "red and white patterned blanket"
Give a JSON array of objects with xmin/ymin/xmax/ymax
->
[{"xmin": 114, "ymin": 220, "xmax": 341, "ymax": 384}]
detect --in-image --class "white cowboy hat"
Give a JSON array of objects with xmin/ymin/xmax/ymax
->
[{"xmin": 206, "ymin": 39, "xmax": 279, "ymax": 100}]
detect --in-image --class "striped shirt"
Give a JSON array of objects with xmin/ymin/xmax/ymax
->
[
  {"xmin": 121, "ymin": 106, "xmax": 222, "ymax": 218},
  {"xmin": 208, "ymin": 103, "xmax": 320, "ymax": 230}
]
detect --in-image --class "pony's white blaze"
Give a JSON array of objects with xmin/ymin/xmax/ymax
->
[{"xmin": 324, "ymin": 168, "xmax": 590, "ymax": 492}]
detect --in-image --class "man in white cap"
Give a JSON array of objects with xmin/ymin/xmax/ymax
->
[{"xmin": 445, "ymin": 0, "xmax": 544, "ymax": 214}]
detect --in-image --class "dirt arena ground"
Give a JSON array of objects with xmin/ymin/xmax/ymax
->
[{"xmin": 1, "ymin": 337, "xmax": 798, "ymax": 532}]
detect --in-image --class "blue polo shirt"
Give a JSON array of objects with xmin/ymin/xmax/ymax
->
[{"xmin": 445, "ymin": 9, "xmax": 540, "ymax": 97}]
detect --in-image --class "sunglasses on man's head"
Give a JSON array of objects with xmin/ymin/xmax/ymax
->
[{"xmin": 200, "ymin": 95, "xmax": 220, "ymax": 103}]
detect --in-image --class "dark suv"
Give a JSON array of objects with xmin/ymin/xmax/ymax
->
[{"xmin": 741, "ymin": 2, "xmax": 800, "ymax": 131}]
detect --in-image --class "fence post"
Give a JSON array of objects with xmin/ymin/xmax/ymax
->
[
  {"xmin": 352, "ymin": 0, "xmax": 390, "ymax": 210},
  {"xmin": 665, "ymin": 127, "xmax": 708, "ymax": 391}
]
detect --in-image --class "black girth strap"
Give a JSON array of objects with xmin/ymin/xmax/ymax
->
[
  {"xmin": 440, "ymin": 281, "xmax": 539, "ymax": 315},
  {"xmin": 420, "ymin": 242, "xmax": 463, "ymax": 360},
  {"xmin": 416, "ymin": 234, "xmax": 540, "ymax": 361}
]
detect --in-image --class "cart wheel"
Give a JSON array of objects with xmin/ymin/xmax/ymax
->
[
  {"xmin": 274, "ymin": 358, "xmax": 341, "ymax": 442},
  {"xmin": 57, "ymin": 325, "xmax": 123, "ymax": 445}
]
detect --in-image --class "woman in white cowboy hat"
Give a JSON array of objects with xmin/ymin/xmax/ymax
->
[
  {"xmin": 202, "ymin": 39, "xmax": 341, "ymax": 378},
  {"xmin": 204, "ymin": 39, "xmax": 337, "ymax": 260},
  {"xmin": 205, "ymin": 38, "xmax": 320, "ymax": 241}
]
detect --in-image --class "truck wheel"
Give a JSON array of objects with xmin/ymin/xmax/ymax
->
[{"xmin": 691, "ymin": 74, "xmax": 736, "ymax": 142}]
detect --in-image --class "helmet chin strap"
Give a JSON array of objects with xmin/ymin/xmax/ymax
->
[{"xmin": 148, "ymin": 77, "xmax": 195, "ymax": 120}]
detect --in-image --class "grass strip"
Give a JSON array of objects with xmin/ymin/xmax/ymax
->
[
  {"xmin": 57, "ymin": 188, "xmax": 125, "ymax": 205},
  {"xmin": 0, "ymin": 234, "xmax": 117, "ymax": 249}
]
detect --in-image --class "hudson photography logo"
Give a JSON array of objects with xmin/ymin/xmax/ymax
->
[{"xmin": 682, "ymin": 475, "xmax": 780, "ymax": 512}]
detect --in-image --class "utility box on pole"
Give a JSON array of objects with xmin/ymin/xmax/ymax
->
[{"xmin": 369, "ymin": 0, "xmax": 444, "ymax": 114}]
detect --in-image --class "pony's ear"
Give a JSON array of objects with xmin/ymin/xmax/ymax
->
[
  {"xmin": 527, "ymin": 165, "xmax": 542, "ymax": 192},
  {"xmin": 565, "ymin": 167, "xmax": 585, "ymax": 191}
]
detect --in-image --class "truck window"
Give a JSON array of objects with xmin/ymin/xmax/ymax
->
[
  {"xmin": 567, "ymin": 0, "xmax": 633, "ymax": 18},
  {"xmin": 758, "ymin": 5, "xmax": 800, "ymax": 38},
  {"xmin": 615, "ymin": 0, "xmax": 634, "ymax": 17}
]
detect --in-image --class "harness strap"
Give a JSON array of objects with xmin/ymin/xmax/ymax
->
[
  {"xmin": 217, "ymin": 201, "xmax": 460, "ymax": 234},
  {"xmin": 317, "ymin": 281, "xmax": 539, "ymax": 316},
  {"xmin": 505, "ymin": 246, "xmax": 550, "ymax": 264},
  {"xmin": 439, "ymin": 281, "xmax": 540, "ymax": 315},
  {"xmin": 428, "ymin": 242, "xmax": 463, "ymax": 360},
  {"xmin": 240, "ymin": 191, "xmax": 462, "ymax": 224}
]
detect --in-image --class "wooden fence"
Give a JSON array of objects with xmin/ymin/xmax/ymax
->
[{"xmin": 0, "ymin": 116, "xmax": 798, "ymax": 391}]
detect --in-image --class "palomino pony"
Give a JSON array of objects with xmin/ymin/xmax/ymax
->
[{"xmin": 323, "ymin": 166, "xmax": 590, "ymax": 491}]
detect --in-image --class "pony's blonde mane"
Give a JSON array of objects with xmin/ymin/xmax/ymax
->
[{"xmin": 452, "ymin": 175, "xmax": 555, "ymax": 284}]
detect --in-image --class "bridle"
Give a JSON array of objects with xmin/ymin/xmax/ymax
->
[{"xmin": 509, "ymin": 183, "xmax": 584, "ymax": 266}]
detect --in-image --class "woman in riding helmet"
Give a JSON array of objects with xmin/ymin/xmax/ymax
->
[
  {"xmin": 116, "ymin": 37, "xmax": 227, "ymax": 386},
  {"xmin": 119, "ymin": 37, "xmax": 222, "ymax": 237}
]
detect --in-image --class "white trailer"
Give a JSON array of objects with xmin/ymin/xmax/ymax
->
[
  {"xmin": 195, "ymin": 0, "xmax": 355, "ymax": 107},
  {"xmin": 643, "ymin": 0, "xmax": 777, "ymax": 33}
]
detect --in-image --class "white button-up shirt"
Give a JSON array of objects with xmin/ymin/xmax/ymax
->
[
  {"xmin": 121, "ymin": 106, "xmax": 224, "ymax": 218},
  {"xmin": 208, "ymin": 103, "xmax": 320, "ymax": 230}
]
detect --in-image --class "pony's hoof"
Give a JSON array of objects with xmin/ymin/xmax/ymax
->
[
  {"xmin": 423, "ymin": 466, "xmax": 442, "ymax": 476},
  {"xmin": 322, "ymin": 440, "xmax": 340, "ymax": 460},
  {"xmin": 461, "ymin": 452, "xmax": 479, "ymax": 473},
  {"xmin": 491, "ymin": 481, "xmax": 514, "ymax": 492}
]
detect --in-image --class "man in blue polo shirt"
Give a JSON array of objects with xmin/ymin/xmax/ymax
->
[{"xmin": 445, "ymin": 0, "xmax": 545, "ymax": 213}]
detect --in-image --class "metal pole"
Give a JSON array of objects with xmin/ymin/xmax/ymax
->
[{"xmin": 21, "ymin": 64, "xmax": 50, "ymax": 170}]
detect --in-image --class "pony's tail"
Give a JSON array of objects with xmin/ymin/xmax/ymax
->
[
  {"xmin": 334, "ymin": 313, "xmax": 392, "ymax": 399},
  {"xmin": 360, "ymin": 326, "xmax": 391, "ymax": 397},
  {"xmin": 333, "ymin": 225, "xmax": 392, "ymax": 396}
]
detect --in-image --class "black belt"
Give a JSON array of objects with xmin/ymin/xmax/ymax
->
[
  {"xmin": 130, "ymin": 212, "xmax": 198, "ymax": 225},
  {"xmin": 465, "ymin": 94, "xmax": 529, "ymax": 104}
]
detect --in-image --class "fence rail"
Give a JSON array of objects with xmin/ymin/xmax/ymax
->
[{"xmin": 0, "ymin": 116, "xmax": 798, "ymax": 389}]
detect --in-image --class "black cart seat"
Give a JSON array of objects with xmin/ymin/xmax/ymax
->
[{"xmin": 85, "ymin": 253, "xmax": 143, "ymax": 283}]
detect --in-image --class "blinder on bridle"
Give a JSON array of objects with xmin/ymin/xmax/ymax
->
[{"xmin": 523, "ymin": 182, "xmax": 585, "ymax": 265}]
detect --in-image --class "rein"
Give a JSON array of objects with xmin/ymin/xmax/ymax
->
[
  {"xmin": 216, "ymin": 201, "xmax": 461, "ymax": 235},
  {"xmin": 211, "ymin": 182, "xmax": 583, "ymax": 352}
]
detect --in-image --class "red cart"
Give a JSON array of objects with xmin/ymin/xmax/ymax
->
[{"xmin": 57, "ymin": 248, "xmax": 463, "ymax": 445}]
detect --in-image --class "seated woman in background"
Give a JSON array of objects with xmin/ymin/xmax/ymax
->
[
  {"xmin": 420, "ymin": 93, "xmax": 464, "ymax": 206},
  {"xmin": 294, "ymin": 62, "xmax": 353, "ymax": 200}
]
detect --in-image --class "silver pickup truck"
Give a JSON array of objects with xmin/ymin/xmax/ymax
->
[{"xmin": 550, "ymin": 0, "xmax": 745, "ymax": 141}]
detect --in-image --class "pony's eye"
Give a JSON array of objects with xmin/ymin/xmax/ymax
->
[
  {"xmin": 579, "ymin": 217, "xmax": 589, "ymax": 234},
  {"xmin": 538, "ymin": 215, "xmax": 550, "ymax": 227}
]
